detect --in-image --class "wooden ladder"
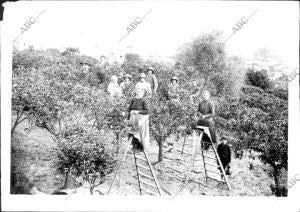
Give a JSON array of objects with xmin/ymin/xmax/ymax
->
[
  {"xmin": 107, "ymin": 135, "xmax": 162, "ymax": 195},
  {"xmin": 181, "ymin": 126, "xmax": 231, "ymax": 190}
]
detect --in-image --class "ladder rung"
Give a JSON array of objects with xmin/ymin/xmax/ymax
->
[
  {"xmin": 204, "ymin": 148, "xmax": 215, "ymax": 152},
  {"xmin": 139, "ymin": 172, "xmax": 154, "ymax": 180},
  {"xmin": 175, "ymin": 148, "xmax": 193, "ymax": 156},
  {"xmin": 207, "ymin": 175, "xmax": 225, "ymax": 182},
  {"xmin": 139, "ymin": 179, "xmax": 157, "ymax": 188},
  {"xmin": 135, "ymin": 156, "xmax": 147, "ymax": 161},
  {"xmin": 136, "ymin": 163, "xmax": 151, "ymax": 171},
  {"xmin": 181, "ymin": 150, "xmax": 193, "ymax": 156},
  {"xmin": 204, "ymin": 161, "xmax": 219, "ymax": 168},
  {"xmin": 206, "ymin": 169, "xmax": 222, "ymax": 175},
  {"xmin": 203, "ymin": 155, "xmax": 217, "ymax": 160},
  {"xmin": 185, "ymin": 138, "xmax": 194, "ymax": 142},
  {"xmin": 201, "ymin": 141, "xmax": 212, "ymax": 144},
  {"xmin": 140, "ymin": 186, "xmax": 158, "ymax": 195}
]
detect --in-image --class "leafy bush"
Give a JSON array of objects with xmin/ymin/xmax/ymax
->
[
  {"xmin": 54, "ymin": 127, "xmax": 118, "ymax": 194},
  {"xmin": 246, "ymin": 68, "xmax": 272, "ymax": 90},
  {"xmin": 216, "ymin": 85, "xmax": 287, "ymax": 190}
]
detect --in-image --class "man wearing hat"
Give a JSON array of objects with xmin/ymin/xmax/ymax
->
[
  {"xmin": 146, "ymin": 67, "xmax": 158, "ymax": 94},
  {"xmin": 135, "ymin": 73, "xmax": 152, "ymax": 97},
  {"xmin": 167, "ymin": 76, "xmax": 180, "ymax": 101}
]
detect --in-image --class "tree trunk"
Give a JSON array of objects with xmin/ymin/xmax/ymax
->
[
  {"xmin": 11, "ymin": 120, "xmax": 19, "ymax": 136},
  {"xmin": 157, "ymin": 137, "xmax": 163, "ymax": 162},
  {"xmin": 64, "ymin": 171, "xmax": 76, "ymax": 189},
  {"xmin": 10, "ymin": 112, "xmax": 23, "ymax": 136},
  {"xmin": 273, "ymin": 168, "xmax": 280, "ymax": 188},
  {"xmin": 115, "ymin": 132, "xmax": 120, "ymax": 142}
]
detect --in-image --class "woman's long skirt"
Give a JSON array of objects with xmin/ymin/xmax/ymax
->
[{"xmin": 129, "ymin": 111, "xmax": 150, "ymax": 150}]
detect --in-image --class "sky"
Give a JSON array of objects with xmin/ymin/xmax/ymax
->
[{"xmin": 3, "ymin": 1, "xmax": 299, "ymax": 68}]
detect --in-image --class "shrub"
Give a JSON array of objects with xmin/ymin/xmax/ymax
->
[
  {"xmin": 216, "ymin": 86, "xmax": 287, "ymax": 192},
  {"xmin": 53, "ymin": 127, "xmax": 118, "ymax": 194},
  {"xmin": 246, "ymin": 68, "xmax": 272, "ymax": 90}
]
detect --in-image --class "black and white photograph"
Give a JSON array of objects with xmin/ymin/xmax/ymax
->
[{"xmin": 1, "ymin": 1, "xmax": 299, "ymax": 211}]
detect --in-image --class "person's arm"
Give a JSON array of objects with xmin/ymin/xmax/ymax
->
[
  {"xmin": 138, "ymin": 99, "xmax": 149, "ymax": 115},
  {"xmin": 128, "ymin": 99, "xmax": 133, "ymax": 119},
  {"xmin": 228, "ymin": 145, "xmax": 231, "ymax": 163},
  {"xmin": 147, "ymin": 83, "xmax": 152, "ymax": 96},
  {"xmin": 153, "ymin": 75, "xmax": 158, "ymax": 93},
  {"xmin": 197, "ymin": 102, "xmax": 204, "ymax": 118}
]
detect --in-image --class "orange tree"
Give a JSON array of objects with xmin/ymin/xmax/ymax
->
[
  {"xmin": 215, "ymin": 85, "xmax": 288, "ymax": 195},
  {"xmin": 148, "ymin": 93, "xmax": 196, "ymax": 162},
  {"xmin": 11, "ymin": 47, "xmax": 121, "ymax": 194}
]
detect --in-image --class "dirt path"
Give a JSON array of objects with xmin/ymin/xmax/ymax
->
[{"xmin": 100, "ymin": 137, "xmax": 274, "ymax": 196}]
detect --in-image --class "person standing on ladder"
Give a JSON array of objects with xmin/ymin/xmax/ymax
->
[
  {"xmin": 196, "ymin": 90, "xmax": 217, "ymax": 148},
  {"xmin": 127, "ymin": 88, "xmax": 150, "ymax": 151}
]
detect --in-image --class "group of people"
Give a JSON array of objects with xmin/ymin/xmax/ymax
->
[
  {"xmin": 106, "ymin": 66, "xmax": 231, "ymax": 176},
  {"xmin": 107, "ymin": 67, "xmax": 158, "ymax": 98}
]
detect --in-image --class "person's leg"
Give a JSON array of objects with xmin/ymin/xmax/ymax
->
[{"xmin": 208, "ymin": 121, "xmax": 217, "ymax": 144}]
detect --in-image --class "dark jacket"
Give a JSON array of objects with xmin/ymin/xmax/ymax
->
[
  {"xmin": 217, "ymin": 143, "xmax": 231, "ymax": 167},
  {"xmin": 128, "ymin": 98, "xmax": 149, "ymax": 119}
]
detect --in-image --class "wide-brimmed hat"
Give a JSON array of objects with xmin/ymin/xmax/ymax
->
[
  {"xmin": 139, "ymin": 73, "xmax": 146, "ymax": 79},
  {"xmin": 111, "ymin": 75, "xmax": 118, "ymax": 81},
  {"xmin": 124, "ymin": 74, "xmax": 132, "ymax": 79},
  {"xmin": 171, "ymin": 76, "xmax": 178, "ymax": 82},
  {"xmin": 147, "ymin": 67, "xmax": 154, "ymax": 73}
]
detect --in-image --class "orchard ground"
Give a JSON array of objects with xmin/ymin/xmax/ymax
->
[{"xmin": 11, "ymin": 117, "xmax": 287, "ymax": 196}]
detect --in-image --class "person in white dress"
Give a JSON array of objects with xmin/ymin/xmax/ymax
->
[
  {"xmin": 107, "ymin": 75, "xmax": 122, "ymax": 98},
  {"xmin": 135, "ymin": 73, "xmax": 151, "ymax": 97}
]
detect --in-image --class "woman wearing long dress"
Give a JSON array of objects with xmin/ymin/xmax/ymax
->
[
  {"xmin": 135, "ymin": 73, "xmax": 152, "ymax": 98},
  {"xmin": 107, "ymin": 75, "xmax": 122, "ymax": 98},
  {"xmin": 196, "ymin": 90, "xmax": 217, "ymax": 144},
  {"xmin": 128, "ymin": 88, "xmax": 150, "ymax": 151}
]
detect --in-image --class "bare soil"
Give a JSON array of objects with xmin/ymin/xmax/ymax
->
[{"xmin": 11, "ymin": 120, "xmax": 276, "ymax": 196}]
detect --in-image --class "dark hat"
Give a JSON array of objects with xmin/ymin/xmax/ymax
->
[
  {"xmin": 147, "ymin": 67, "xmax": 154, "ymax": 73},
  {"xmin": 124, "ymin": 74, "xmax": 132, "ymax": 79}
]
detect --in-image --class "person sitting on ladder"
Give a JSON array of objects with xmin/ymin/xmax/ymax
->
[
  {"xmin": 217, "ymin": 136, "xmax": 232, "ymax": 176},
  {"xmin": 127, "ymin": 88, "xmax": 150, "ymax": 151},
  {"xmin": 195, "ymin": 90, "xmax": 217, "ymax": 149}
]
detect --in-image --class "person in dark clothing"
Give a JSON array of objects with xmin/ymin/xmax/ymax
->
[
  {"xmin": 217, "ymin": 136, "xmax": 232, "ymax": 176},
  {"xmin": 197, "ymin": 90, "xmax": 217, "ymax": 143},
  {"xmin": 128, "ymin": 89, "xmax": 150, "ymax": 151}
]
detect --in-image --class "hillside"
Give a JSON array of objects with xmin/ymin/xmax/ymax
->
[{"xmin": 11, "ymin": 120, "xmax": 275, "ymax": 196}]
